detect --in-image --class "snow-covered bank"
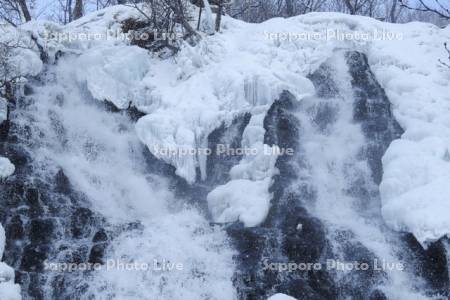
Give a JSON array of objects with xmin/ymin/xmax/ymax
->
[
  {"xmin": 367, "ymin": 22, "xmax": 450, "ymax": 246},
  {"xmin": 24, "ymin": 5, "xmax": 450, "ymax": 243},
  {"xmin": 0, "ymin": 225, "xmax": 21, "ymax": 300},
  {"xmin": 0, "ymin": 157, "xmax": 14, "ymax": 179}
]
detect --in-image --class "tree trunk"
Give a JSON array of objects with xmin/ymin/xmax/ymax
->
[
  {"xmin": 68, "ymin": 0, "xmax": 73, "ymax": 22},
  {"xmin": 389, "ymin": 0, "xmax": 398, "ymax": 23},
  {"xmin": 215, "ymin": 1, "xmax": 222, "ymax": 32},
  {"xmin": 343, "ymin": 0, "xmax": 356, "ymax": 15},
  {"xmin": 73, "ymin": 0, "xmax": 83, "ymax": 20},
  {"xmin": 197, "ymin": 7, "xmax": 202, "ymax": 30},
  {"xmin": 16, "ymin": 0, "xmax": 31, "ymax": 22},
  {"xmin": 285, "ymin": 0, "xmax": 294, "ymax": 17}
]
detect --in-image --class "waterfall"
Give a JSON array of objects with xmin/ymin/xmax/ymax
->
[
  {"xmin": 228, "ymin": 51, "xmax": 447, "ymax": 299},
  {"xmin": 0, "ymin": 54, "xmax": 236, "ymax": 299},
  {"xmin": 0, "ymin": 13, "xmax": 448, "ymax": 299}
]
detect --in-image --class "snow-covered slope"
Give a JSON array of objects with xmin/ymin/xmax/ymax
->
[
  {"xmin": 25, "ymin": 6, "xmax": 450, "ymax": 245},
  {"xmin": 0, "ymin": 226, "xmax": 21, "ymax": 300}
]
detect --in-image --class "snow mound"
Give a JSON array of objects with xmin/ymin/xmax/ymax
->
[
  {"xmin": 380, "ymin": 137, "xmax": 450, "ymax": 244},
  {"xmin": 267, "ymin": 293, "xmax": 298, "ymax": 300},
  {"xmin": 207, "ymin": 117, "xmax": 280, "ymax": 226},
  {"xmin": 0, "ymin": 24, "xmax": 43, "ymax": 81},
  {"xmin": 207, "ymin": 177, "xmax": 271, "ymax": 227},
  {"xmin": 0, "ymin": 226, "xmax": 21, "ymax": 300},
  {"xmin": 0, "ymin": 157, "xmax": 15, "ymax": 178},
  {"xmin": 368, "ymin": 23, "xmax": 450, "ymax": 245}
]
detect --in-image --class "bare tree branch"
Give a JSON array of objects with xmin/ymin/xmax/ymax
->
[
  {"xmin": 399, "ymin": 0, "xmax": 450, "ymax": 20},
  {"xmin": 439, "ymin": 42, "xmax": 450, "ymax": 68}
]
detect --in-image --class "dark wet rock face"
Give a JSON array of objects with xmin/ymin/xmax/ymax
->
[
  {"xmin": 0, "ymin": 119, "xmax": 10, "ymax": 141},
  {"xmin": 102, "ymin": 99, "xmax": 146, "ymax": 122},
  {"xmin": 0, "ymin": 94, "xmax": 108, "ymax": 299},
  {"xmin": 229, "ymin": 91, "xmax": 336, "ymax": 300},
  {"xmin": 401, "ymin": 234, "xmax": 449, "ymax": 297},
  {"xmin": 345, "ymin": 51, "xmax": 403, "ymax": 185},
  {"xmin": 206, "ymin": 113, "xmax": 251, "ymax": 185},
  {"xmin": 307, "ymin": 63, "xmax": 340, "ymax": 99}
]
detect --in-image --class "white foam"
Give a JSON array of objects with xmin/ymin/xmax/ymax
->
[{"xmin": 0, "ymin": 157, "xmax": 15, "ymax": 178}]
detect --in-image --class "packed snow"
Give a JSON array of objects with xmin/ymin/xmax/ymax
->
[
  {"xmin": 25, "ymin": 5, "xmax": 450, "ymax": 243},
  {"xmin": 0, "ymin": 157, "xmax": 14, "ymax": 178},
  {"xmin": 207, "ymin": 141, "xmax": 280, "ymax": 226},
  {"xmin": 267, "ymin": 294, "xmax": 298, "ymax": 300},
  {"xmin": 367, "ymin": 23, "xmax": 450, "ymax": 246},
  {"xmin": 0, "ymin": 225, "xmax": 21, "ymax": 300}
]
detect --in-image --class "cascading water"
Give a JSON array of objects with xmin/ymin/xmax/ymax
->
[
  {"xmin": 228, "ymin": 51, "xmax": 448, "ymax": 300},
  {"xmin": 298, "ymin": 51, "xmax": 427, "ymax": 298},
  {"xmin": 0, "ymin": 54, "xmax": 236, "ymax": 299}
]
